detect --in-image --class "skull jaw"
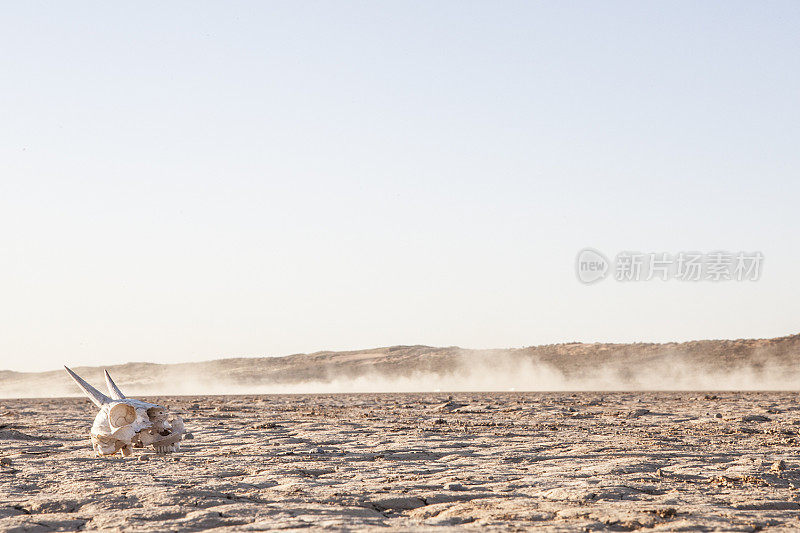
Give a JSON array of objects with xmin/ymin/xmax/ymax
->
[
  {"xmin": 91, "ymin": 416, "xmax": 186, "ymax": 457},
  {"xmin": 91, "ymin": 435, "xmax": 183, "ymax": 457}
]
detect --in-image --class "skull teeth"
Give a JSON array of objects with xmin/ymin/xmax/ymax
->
[{"xmin": 154, "ymin": 443, "xmax": 180, "ymax": 454}]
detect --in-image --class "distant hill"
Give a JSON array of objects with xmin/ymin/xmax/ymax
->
[{"xmin": 2, "ymin": 334, "xmax": 799, "ymax": 397}]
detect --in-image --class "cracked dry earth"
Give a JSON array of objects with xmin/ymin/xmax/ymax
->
[{"xmin": 2, "ymin": 393, "xmax": 800, "ymax": 532}]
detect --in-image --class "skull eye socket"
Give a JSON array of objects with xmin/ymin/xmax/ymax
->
[{"xmin": 109, "ymin": 404, "xmax": 137, "ymax": 428}]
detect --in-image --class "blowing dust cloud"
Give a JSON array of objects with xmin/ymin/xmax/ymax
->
[{"xmin": 2, "ymin": 338, "xmax": 798, "ymax": 398}]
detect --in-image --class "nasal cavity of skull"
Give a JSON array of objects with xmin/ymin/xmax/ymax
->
[
  {"xmin": 109, "ymin": 404, "xmax": 137, "ymax": 429},
  {"xmin": 147, "ymin": 407, "xmax": 166, "ymax": 421}
]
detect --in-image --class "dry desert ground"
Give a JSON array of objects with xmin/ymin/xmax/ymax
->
[{"xmin": 2, "ymin": 392, "xmax": 800, "ymax": 531}]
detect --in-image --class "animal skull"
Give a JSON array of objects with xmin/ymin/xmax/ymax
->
[{"xmin": 64, "ymin": 366, "xmax": 186, "ymax": 456}]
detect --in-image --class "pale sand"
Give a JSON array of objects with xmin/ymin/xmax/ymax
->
[{"xmin": 2, "ymin": 392, "xmax": 800, "ymax": 531}]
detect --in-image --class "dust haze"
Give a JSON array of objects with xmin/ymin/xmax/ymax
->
[
  {"xmin": 1, "ymin": 335, "xmax": 798, "ymax": 398},
  {"xmin": 137, "ymin": 351, "xmax": 798, "ymax": 396}
]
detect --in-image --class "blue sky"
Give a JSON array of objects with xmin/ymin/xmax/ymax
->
[{"xmin": 1, "ymin": 2, "xmax": 798, "ymax": 371}]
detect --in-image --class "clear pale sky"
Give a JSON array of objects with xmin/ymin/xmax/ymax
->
[{"xmin": 1, "ymin": 2, "xmax": 798, "ymax": 372}]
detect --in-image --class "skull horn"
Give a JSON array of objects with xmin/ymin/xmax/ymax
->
[
  {"xmin": 104, "ymin": 370, "xmax": 126, "ymax": 400},
  {"xmin": 64, "ymin": 366, "xmax": 111, "ymax": 407}
]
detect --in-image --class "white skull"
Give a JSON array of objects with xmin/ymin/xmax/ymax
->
[{"xmin": 65, "ymin": 366, "xmax": 187, "ymax": 457}]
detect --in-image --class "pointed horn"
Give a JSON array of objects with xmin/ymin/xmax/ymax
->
[
  {"xmin": 64, "ymin": 366, "xmax": 111, "ymax": 407},
  {"xmin": 104, "ymin": 370, "xmax": 126, "ymax": 400}
]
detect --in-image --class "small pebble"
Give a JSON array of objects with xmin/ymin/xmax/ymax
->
[
  {"xmin": 0, "ymin": 457, "xmax": 11, "ymax": 466},
  {"xmin": 715, "ymin": 413, "xmax": 723, "ymax": 418},
  {"xmin": 772, "ymin": 460, "xmax": 786, "ymax": 471},
  {"xmin": 185, "ymin": 433, "xmax": 195, "ymax": 440},
  {"xmin": 138, "ymin": 455, "xmax": 149, "ymax": 462}
]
